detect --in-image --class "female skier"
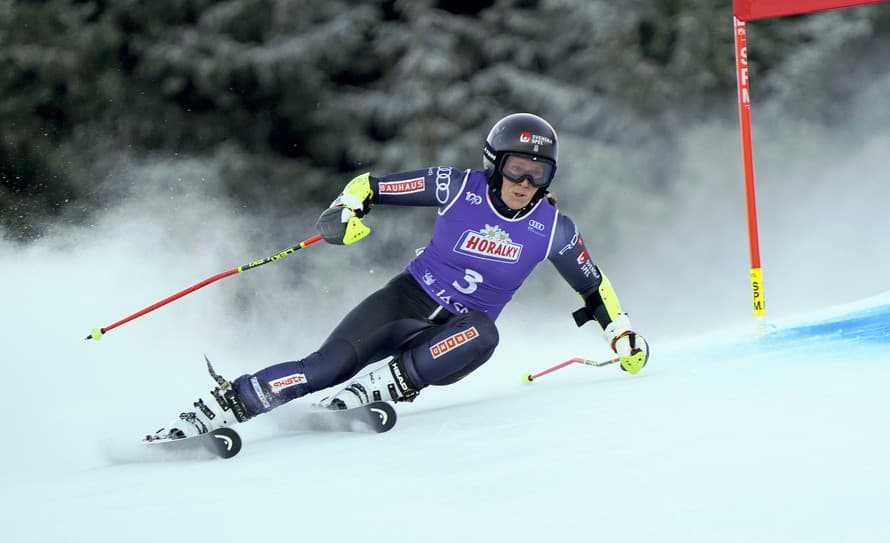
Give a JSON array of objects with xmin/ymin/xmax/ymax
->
[{"xmin": 151, "ymin": 113, "xmax": 649, "ymax": 438}]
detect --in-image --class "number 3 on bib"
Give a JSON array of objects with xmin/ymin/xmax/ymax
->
[{"xmin": 453, "ymin": 269, "xmax": 483, "ymax": 294}]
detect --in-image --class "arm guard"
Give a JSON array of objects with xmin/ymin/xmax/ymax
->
[{"xmin": 572, "ymin": 266, "xmax": 624, "ymax": 330}]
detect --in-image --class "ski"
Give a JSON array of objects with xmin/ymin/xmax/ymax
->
[
  {"xmin": 306, "ymin": 401, "xmax": 398, "ymax": 434},
  {"xmin": 143, "ymin": 402, "xmax": 396, "ymax": 459},
  {"xmin": 144, "ymin": 426, "xmax": 242, "ymax": 459}
]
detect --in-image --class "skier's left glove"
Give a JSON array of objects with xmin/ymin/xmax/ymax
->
[
  {"xmin": 603, "ymin": 314, "xmax": 649, "ymax": 375},
  {"xmin": 315, "ymin": 173, "xmax": 373, "ymax": 246}
]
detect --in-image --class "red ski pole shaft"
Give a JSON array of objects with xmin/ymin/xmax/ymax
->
[
  {"xmin": 528, "ymin": 358, "xmax": 581, "ymax": 381},
  {"xmin": 524, "ymin": 356, "xmax": 620, "ymax": 383},
  {"xmin": 86, "ymin": 234, "xmax": 323, "ymax": 341}
]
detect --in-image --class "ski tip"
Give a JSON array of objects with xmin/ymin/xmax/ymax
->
[
  {"xmin": 209, "ymin": 427, "xmax": 242, "ymax": 459},
  {"xmin": 522, "ymin": 372, "xmax": 535, "ymax": 385}
]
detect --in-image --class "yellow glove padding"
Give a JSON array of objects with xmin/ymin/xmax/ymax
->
[
  {"xmin": 342, "ymin": 213, "xmax": 370, "ymax": 245},
  {"xmin": 316, "ymin": 173, "xmax": 375, "ymax": 246},
  {"xmin": 315, "ymin": 206, "xmax": 371, "ymax": 245},
  {"xmin": 332, "ymin": 172, "xmax": 374, "ymax": 213},
  {"xmin": 603, "ymin": 314, "xmax": 649, "ymax": 375},
  {"xmin": 617, "ymin": 340, "xmax": 649, "ymax": 375}
]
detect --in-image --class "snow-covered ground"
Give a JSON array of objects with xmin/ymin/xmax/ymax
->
[
  {"xmin": 3, "ymin": 111, "xmax": 889, "ymax": 541},
  {"xmin": 2, "ymin": 218, "xmax": 889, "ymax": 542}
]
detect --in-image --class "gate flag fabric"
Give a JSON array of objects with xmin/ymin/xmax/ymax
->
[{"xmin": 734, "ymin": 0, "xmax": 887, "ymax": 21}]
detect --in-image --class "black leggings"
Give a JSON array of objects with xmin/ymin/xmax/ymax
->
[{"xmin": 235, "ymin": 272, "xmax": 499, "ymax": 414}]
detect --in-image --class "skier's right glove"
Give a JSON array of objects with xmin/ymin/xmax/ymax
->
[{"xmin": 315, "ymin": 173, "xmax": 374, "ymax": 245}]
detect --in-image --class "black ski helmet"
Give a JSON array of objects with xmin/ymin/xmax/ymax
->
[{"xmin": 483, "ymin": 113, "xmax": 558, "ymax": 189}]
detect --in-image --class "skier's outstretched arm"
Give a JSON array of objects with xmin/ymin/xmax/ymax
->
[
  {"xmin": 314, "ymin": 168, "xmax": 468, "ymax": 245},
  {"xmin": 548, "ymin": 214, "xmax": 650, "ymax": 374}
]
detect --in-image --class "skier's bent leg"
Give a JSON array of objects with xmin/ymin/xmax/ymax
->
[
  {"xmin": 321, "ymin": 311, "xmax": 499, "ymax": 409},
  {"xmin": 400, "ymin": 311, "xmax": 499, "ymax": 387},
  {"xmin": 230, "ymin": 338, "xmax": 358, "ymax": 417},
  {"xmin": 147, "ymin": 288, "xmax": 434, "ymax": 438}
]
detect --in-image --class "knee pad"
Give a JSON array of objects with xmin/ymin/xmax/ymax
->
[{"xmin": 401, "ymin": 311, "xmax": 499, "ymax": 387}]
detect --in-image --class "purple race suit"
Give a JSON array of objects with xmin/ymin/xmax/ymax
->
[
  {"xmin": 227, "ymin": 166, "xmax": 604, "ymax": 416},
  {"xmin": 371, "ymin": 167, "xmax": 601, "ymax": 321}
]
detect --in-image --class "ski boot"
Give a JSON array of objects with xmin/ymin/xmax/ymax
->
[
  {"xmin": 146, "ymin": 356, "xmax": 253, "ymax": 442},
  {"xmin": 319, "ymin": 357, "xmax": 420, "ymax": 410}
]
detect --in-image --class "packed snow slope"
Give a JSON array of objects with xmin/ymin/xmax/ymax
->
[
  {"xmin": 2, "ymin": 248, "xmax": 889, "ymax": 543},
  {"xmin": 3, "ymin": 108, "xmax": 890, "ymax": 541}
]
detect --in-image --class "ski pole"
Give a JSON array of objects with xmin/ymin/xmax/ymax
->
[
  {"xmin": 522, "ymin": 356, "xmax": 620, "ymax": 384},
  {"xmin": 85, "ymin": 234, "xmax": 324, "ymax": 341}
]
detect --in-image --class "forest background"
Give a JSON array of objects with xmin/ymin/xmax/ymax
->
[
  {"xmin": 2, "ymin": 1, "xmax": 890, "ymax": 339},
  {"xmin": 3, "ymin": 0, "xmax": 888, "ymax": 240}
]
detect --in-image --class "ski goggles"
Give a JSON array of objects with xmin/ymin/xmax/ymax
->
[{"xmin": 498, "ymin": 153, "xmax": 555, "ymax": 188}]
